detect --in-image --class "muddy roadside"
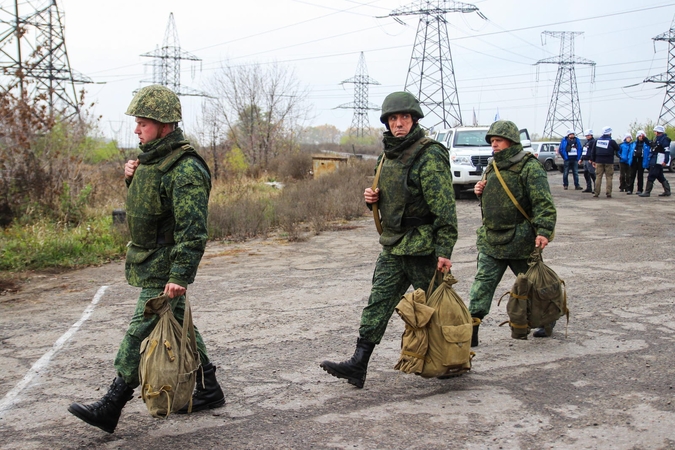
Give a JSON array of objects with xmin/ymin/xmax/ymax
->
[{"xmin": 1, "ymin": 171, "xmax": 675, "ymax": 450}]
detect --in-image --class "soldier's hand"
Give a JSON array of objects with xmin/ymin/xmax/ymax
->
[
  {"xmin": 474, "ymin": 180, "xmax": 486, "ymax": 196},
  {"xmin": 437, "ymin": 257, "xmax": 452, "ymax": 273},
  {"xmin": 163, "ymin": 283, "xmax": 186, "ymax": 299},
  {"xmin": 125, "ymin": 159, "xmax": 139, "ymax": 180},
  {"xmin": 364, "ymin": 187, "xmax": 379, "ymax": 204},
  {"xmin": 535, "ymin": 236, "xmax": 549, "ymax": 250}
]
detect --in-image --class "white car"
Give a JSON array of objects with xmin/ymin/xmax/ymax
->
[{"xmin": 434, "ymin": 126, "xmax": 531, "ymax": 197}]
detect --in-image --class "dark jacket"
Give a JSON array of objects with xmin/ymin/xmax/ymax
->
[
  {"xmin": 648, "ymin": 134, "xmax": 672, "ymax": 168},
  {"xmin": 581, "ymin": 137, "xmax": 596, "ymax": 161},
  {"xmin": 590, "ymin": 134, "xmax": 619, "ymax": 164}
]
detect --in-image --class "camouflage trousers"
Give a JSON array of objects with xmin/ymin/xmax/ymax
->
[
  {"xmin": 468, "ymin": 252, "xmax": 529, "ymax": 319},
  {"xmin": 114, "ymin": 287, "xmax": 210, "ymax": 388},
  {"xmin": 359, "ymin": 249, "xmax": 437, "ymax": 344}
]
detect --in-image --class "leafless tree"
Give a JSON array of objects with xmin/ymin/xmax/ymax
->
[{"xmin": 207, "ymin": 62, "xmax": 310, "ymax": 170}]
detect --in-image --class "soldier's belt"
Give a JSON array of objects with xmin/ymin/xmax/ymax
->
[{"xmin": 401, "ymin": 216, "xmax": 434, "ymax": 227}]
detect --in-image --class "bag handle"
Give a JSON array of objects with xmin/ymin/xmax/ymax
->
[{"xmin": 371, "ymin": 155, "xmax": 385, "ymax": 235}]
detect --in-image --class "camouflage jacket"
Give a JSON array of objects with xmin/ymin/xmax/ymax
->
[
  {"xmin": 125, "ymin": 128, "xmax": 211, "ymax": 288},
  {"xmin": 376, "ymin": 125, "xmax": 458, "ymax": 259},
  {"xmin": 476, "ymin": 144, "xmax": 556, "ymax": 260}
]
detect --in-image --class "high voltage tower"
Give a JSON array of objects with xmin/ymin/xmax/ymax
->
[
  {"xmin": 140, "ymin": 12, "xmax": 205, "ymax": 97},
  {"xmin": 536, "ymin": 31, "xmax": 595, "ymax": 138},
  {"xmin": 0, "ymin": 0, "xmax": 92, "ymax": 121},
  {"xmin": 335, "ymin": 52, "xmax": 380, "ymax": 137},
  {"xmin": 644, "ymin": 15, "xmax": 675, "ymax": 127},
  {"xmin": 379, "ymin": 1, "xmax": 486, "ymax": 130}
]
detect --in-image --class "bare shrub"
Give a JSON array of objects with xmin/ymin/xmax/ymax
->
[{"xmin": 268, "ymin": 151, "xmax": 312, "ymax": 180}]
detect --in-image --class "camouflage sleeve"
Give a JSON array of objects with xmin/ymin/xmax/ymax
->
[
  {"xmin": 164, "ymin": 157, "xmax": 211, "ymax": 287},
  {"xmin": 419, "ymin": 144, "xmax": 458, "ymax": 259},
  {"xmin": 522, "ymin": 159, "xmax": 556, "ymax": 240}
]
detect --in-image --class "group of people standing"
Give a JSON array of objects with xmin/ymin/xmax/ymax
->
[{"xmin": 558, "ymin": 126, "xmax": 671, "ymax": 198}]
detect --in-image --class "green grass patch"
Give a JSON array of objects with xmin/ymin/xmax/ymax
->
[{"xmin": 0, "ymin": 214, "xmax": 128, "ymax": 272}]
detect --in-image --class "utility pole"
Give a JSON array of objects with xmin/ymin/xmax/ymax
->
[
  {"xmin": 536, "ymin": 31, "xmax": 595, "ymax": 138},
  {"xmin": 644, "ymin": 15, "xmax": 675, "ymax": 127},
  {"xmin": 140, "ymin": 12, "xmax": 205, "ymax": 97},
  {"xmin": 0, "ymin": 0, "xmax": 92, "ymax": 121},
  {"xmin": 379, "ymin": 1, "xmax": 486, "ymax": 129},
  {"xmin": 335, "ymin": 52, "xmax": 380, "ymax": 138}
]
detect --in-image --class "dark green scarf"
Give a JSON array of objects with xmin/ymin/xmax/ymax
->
[
  {"xmin": 382, "ymin": 124, "xmax": 425, "ymax": 159},
  {"xmin": 137, "ymin": 128, "xmax": 189, "ymax": 165}
]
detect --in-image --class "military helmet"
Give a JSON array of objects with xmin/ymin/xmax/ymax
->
[
  {"xmin": 379, "ymin": 91, "xmax": 425, "ymax": 124},
  {"xmin": 485, "ymin": 120, "xmax": 521, "ymax": 144},
  {"xmin": 125, "ymin": 84, "xmax": 182, "ymax": 123}
]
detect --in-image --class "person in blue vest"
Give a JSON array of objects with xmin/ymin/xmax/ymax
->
[
  {"xmin": 618, "ymin": 133, "xmax": 635, "ymax": 192},
  {"xmin": 590, "ymin": 126, "xmax": 620, "ymax": 198},
  {"xmin": 559, "ymin": 130, "xmax": 583, "ymax": 190},
  {"xmin": 639, "ymin": 125, "xmax": 671, "ymax": 197}
]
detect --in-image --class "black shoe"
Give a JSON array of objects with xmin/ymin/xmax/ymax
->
[
  {"xmin": 582, "ymin": 189, "xmax": 592, "ymax": 193},
  {"xmin": 626, "ymin": 191, "xmax": 632, "ymax": 195},
  {"xmin": 638, "ymin": 192, "xmax": 650, "ymax": 197},
  {"xmin": 68, "ymin": 377, "xmax": 134, "ymax": 434},
  {"xmin": 320, "ymin": 338, "xmax": 375, "ymax": 388},
  {"xmin": 533, "ymin": 322, "xmax": 556, "ymax": 338},
  {"xmin": 563, "ymin": 186, "xmax": 568, "ymax": 190},
  {"xmin": 619, "ymin": 189, "xmax": 624, "ymax": 192},
  {"xmin": 606, "ymin": 194, "xmax": 612, "ymax": 198},
  {"xmin": 177, "ymin": 363, "xmax": 225, "ymax": 414},
  {"xmin": 658, "ymin": 192, "xmax": 671, "ymax": 197},
  {"xmin": 471, "ymin": 318, "xmax": 481, "ymax": 347},
  {"xmin": 636, "ymin": 191, "xmax": 643, "ymax": 195},
  {"xmin": 575, "ymin": 186, "xmax": 583, "ymax": 190}
]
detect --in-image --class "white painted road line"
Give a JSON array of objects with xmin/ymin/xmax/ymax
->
[{"xmin": 0, "ymin": 285, "xmax": 109, "ymax": 417}]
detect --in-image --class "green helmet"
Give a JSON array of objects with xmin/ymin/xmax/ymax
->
[
  {"xmin": 379, "ymin": 91, "xmax": 424, "ymax": 124},
  {"xmin": 485, "ymin": 120, "xmax": 520, "ymax": 144},
  {"xmin": 125, "ymin": 84, "xmax": 182, "ymax": 123}
]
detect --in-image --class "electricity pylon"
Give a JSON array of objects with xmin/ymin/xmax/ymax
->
[
  {"xmin": 140, "ymin": 12, "xmax": 205, "ymax": 97},
  {"xmin": 644, "ymin": 15, "xmax": 675, "ymax": 127},
  {"xmin": 335, "ymin": 52, "xmax": 380, "ymax": 137},
  {"xmin": 0, "ymin": 0, "xmax": 92, "ymax": 121},
  {"xmin": 379, "ymin": 1, "xmax": 486, "ymax": 129},
  {"xmin": 536, "ymin": 31, "xmax": 595, "ymax": 138}
]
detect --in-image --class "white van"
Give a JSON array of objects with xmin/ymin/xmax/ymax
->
[{"xmin": 433, "ymin": 126, "xmax": 531, "ymax": 198}]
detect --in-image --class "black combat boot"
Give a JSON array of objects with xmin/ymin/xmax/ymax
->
[
  {"xmin": 68, "ymin": 377, "xmax": 134, "ymax": 434},
  {"xmin": 471, "ymin": 317, "xmax": 481, "ymax": 347},
  {"xmin": 658, "ymin": 179, "xmax": 671, "ymax": 196},
  {"xmin": 639, "ymin": 181, "xmax": 654, "ymax": 197},
  {"xmin": 533, "ymin": 321, "xmax": 556, "ymax": 338},
  {"xmin": 320, "ymin": 338, "xmax": 376, "ymax": 389},
  {"xmin": 177, "ymin": 362, "xmax": 225, "ymax": 414}
]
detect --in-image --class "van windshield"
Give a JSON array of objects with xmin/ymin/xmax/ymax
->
[{"xmin": 453, "ymin": 130, "xmax": 491, "ymax": 147}]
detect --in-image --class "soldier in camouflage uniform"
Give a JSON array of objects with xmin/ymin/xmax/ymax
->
[
  {"xmin": 469, "ymin": 120, "xmax": 556, "ymax": 346},
  {"xmin": 68, "ymin": 85, "xmax": 224, "ymax": 434},
  {"xmin": 320, "ymin": 91, "xmax": 458, "ymax": 388}
]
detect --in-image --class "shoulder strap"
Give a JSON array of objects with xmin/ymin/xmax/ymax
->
[
  {"xmin": 371, "ymin": 155, "xmax": 385, "ymax": 235},
  {"xmin": 491, "ymin": 160, "xmax": 532, "ymax": 223}
]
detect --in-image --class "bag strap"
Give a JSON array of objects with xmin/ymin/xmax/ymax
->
[
  {"xmin": 425, "ymin": 270, "xmax": 444, "ymax": 299},
  {"xmin": 371, "ymin": 155, "xmax": 385, "ymax": 235},
  {"xmin": 180, "ymin": 294, "xmax": 198, "ymax": 371},
  {"xmin": 491, "ymin": 159, "xmax": 532, "ymax": 223}
]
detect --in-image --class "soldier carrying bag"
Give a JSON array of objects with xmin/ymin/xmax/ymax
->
[
  {"xmin": 138, "ymin": 294, "xmax": 200, "ymax": 418},
  {"xmin": 489, "ymin": 158, "xmax": 568, "ymax": 339},
  {"xmin": 394, "ymin": 271, "xmax": 476, "ymax": 378}
]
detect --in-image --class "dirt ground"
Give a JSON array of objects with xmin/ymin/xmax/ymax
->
[{"xmin": 1, "ymin": 171, "xmax": 675, "ymax": 450}]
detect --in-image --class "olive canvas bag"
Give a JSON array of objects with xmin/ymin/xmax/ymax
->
[
  {"xmin": 395, "ymin": 272, "xmax": 475, "ymax": 378},
  {"xmin": 138, "ymin": 294, "xmax": 200, "ymax": 418}
]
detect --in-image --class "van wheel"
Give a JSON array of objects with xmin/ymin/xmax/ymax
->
[{"xmin": 544, "ymin": 160, "xmax": 554, "ymax": 171}]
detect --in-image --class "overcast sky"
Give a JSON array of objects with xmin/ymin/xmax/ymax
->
[{"xmin": 31, "ymin": 0, "xmax": 675, "ymax": 144}]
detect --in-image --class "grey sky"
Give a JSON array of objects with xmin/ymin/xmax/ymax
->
[{"xmin": 49, "ymin": 0, "xmax": 675, "ymax": 144}]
